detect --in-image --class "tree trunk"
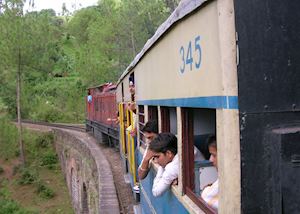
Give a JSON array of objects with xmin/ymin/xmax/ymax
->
[
  {"xmin": 131, "ymin": 30, "xmax": 136, "ymax": 58},
  {"xmin": 17, "ymin": 48, "xmax": 25, "ymax": 166}
]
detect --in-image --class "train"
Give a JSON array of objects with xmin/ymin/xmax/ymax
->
[{"xmin": 86, "ymin": 0, "xmax": 300, "ymax": 213}]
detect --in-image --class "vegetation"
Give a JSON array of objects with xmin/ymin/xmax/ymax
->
[
  {"xmin": 0, "ymin": 0, "xmax": 180, "ymax": 212},
  {"xmin": 0, "ymin": 0, "xmax": 180, "ymax": 123},
  {"xmin": 0, "ymin": 120, "xmax": 73, "ymax": 214}
]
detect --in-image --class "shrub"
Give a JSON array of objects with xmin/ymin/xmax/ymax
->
[
  {"xmin": 35, "ymin": 133, "xmax": 54, "ymax": 148},
  {"xmin": 0, "ymin": 117, "xmax": 18, "ymax": 160},
  {"xmin": 40, "ymin": 152, "xmax": 58, "ymax": 167},
  {"xmin": 0, "ymin": 199, "xmax": 34, "ymax": 214},
  {"xmin": 36, "ymin": 181, "xmax": 54, "ymax": 199},
  {"xmin": 18, "ymin": 168, "xmax": 38, "ymax": 185},
  {"xmin": 14, "ymin": 150, "xmax": 20, "ymax": 157}
]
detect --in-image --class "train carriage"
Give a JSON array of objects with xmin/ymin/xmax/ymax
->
[
  {"xmin": 115, "ymin": 0, "xmax": 300, "ymax": 214},
  {"xmin": 86, "ymin": 83, "xmax": 119, "ymax": 147},
  {"xmin": 87, "ymin": 0, "xmax": 300, "ymax": 213},
  {"xmin": 117, "ymin": 0, "xmax": 239, "ymax": 213}
]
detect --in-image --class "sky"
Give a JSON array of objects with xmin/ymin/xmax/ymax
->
[{"xmin": 25, "ymin": 0, "xmax": 99, "ymax": 14}]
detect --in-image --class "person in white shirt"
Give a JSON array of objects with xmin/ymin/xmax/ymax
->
[
  {"xmin": 138, "ymin": 121, "xmax": 158, "ymax": 180},
  {"xmin": 201, "ymin": 135, "xmax": 218, "ymax": 211},
  {"xmin": 148, "ymin": 133, "xmax": 178, "ymax": 197}
]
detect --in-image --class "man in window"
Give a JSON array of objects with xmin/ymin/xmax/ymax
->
[
  {"xmin": 138, "ymin": 120, "xmax": 158, "ymax": 179},
  {"xmin": 148, "ymin": 133, "xmax": 178, "ymax": 197},
  {"xmin": 201, "ymin": 135, "xmax": 218, "ymax": 211}
]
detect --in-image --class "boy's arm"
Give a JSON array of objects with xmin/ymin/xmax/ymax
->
[
  {"xmin": 138, "ymin": 148, "xmax": 154, "ymax": 180},
  {"xmin": 152, "ymin": 165, "xmax": 178, "ymax": 197}
]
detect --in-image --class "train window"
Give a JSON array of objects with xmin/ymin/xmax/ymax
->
[
  {"xmin": 129, "ymin": 72, "xmax": 135, "ymax": 101},
  {"xmin": 138, "ymin": 105, "xmax": 146, "ymax": 147},
  {"xmin": 148, "ymin": 106, "xmax": 158, "ymax": 121},
  {"xmin": 182, "ymin": 108, "xmax": 217, "ymax": 213},
  {"xmin": 121, "ymin": 83, "xmax": 124, "ymax": 102},
  {"xmin": 161, "ymin": 107, "xmax": 177, "ymax": 135}
]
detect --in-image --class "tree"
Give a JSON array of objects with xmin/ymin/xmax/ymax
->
[
  {"xmin": 0, "ymin": 0, "xmax": 65, "ymax": 165},
  {"xmin": 0, "ymin": 0, "xmax": 27, "ymax": 165}
]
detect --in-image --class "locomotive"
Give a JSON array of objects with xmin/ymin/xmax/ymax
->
[{"xmin": 86, "ymin": 0, "xmax": 300, "ymax": 213}]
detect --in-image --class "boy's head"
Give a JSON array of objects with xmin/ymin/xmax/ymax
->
[
  {"xmin": 149, "ymin": 133, "xmax": 177, "ymax": 167},
  {"xmin": 142, "ymin": 120, "xmax": 158, "ymax": 142},
  {"xmin": 207, "ymin": 135, "xmax": 217, "ymax": 169}
]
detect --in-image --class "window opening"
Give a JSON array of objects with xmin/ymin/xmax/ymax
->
[
  {"xmin": 121, "ymin": 83, "xmax": 124, "ymax": 102},
  {"xmin": 138, "ymin": 105, "xmax": 146, "ymax": 147},
  {"xmin": 160, "ymin": 107, "xmax": 177, "ymax": 135},
  {"xmin": 182, "ymin": 108, "xmax": 217, "ymax": 213},
  {"xmin": 129, "ymin": 73, "xmax": 135, "ymax": 101},
  {"xmin": 148, "ymin": 106, "xmax": 158, "ymax": 122},
  {"xmin": 161, "ymin": 107, "xmax": 170, "ymax": 132}
]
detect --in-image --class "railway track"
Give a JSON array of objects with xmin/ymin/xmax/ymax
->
[{"xmin": 18, "ymin": 120, "xmax": 86, "ymax": 132}]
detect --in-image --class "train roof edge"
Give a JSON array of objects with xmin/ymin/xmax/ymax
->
[
  {"xmin": 87, "ymin": 82, "xmax": 117, "ymax": 93},
  {"xmin": 116, "ymin": 0, "xmax": 208, "ymax": 86}
]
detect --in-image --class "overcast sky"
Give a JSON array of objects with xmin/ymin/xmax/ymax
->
[{"xmin": 25, "ymin": 0, "xmax": 99, "ymax": 14}]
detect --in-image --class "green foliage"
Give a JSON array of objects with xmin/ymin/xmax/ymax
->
[
  {"xmin": 18, "ymin": 167, "xmax": 38, "ymax": 185},
  {"xmin": 0, "ymin": 117, "xmax": 18, "ymax": 160},
  {"xmin": 0, "ymin": 180, "xmax": 37, "ymax": 214},
  {"xmin": 0, "ymin": 129, "xmax": 72, "ymax": 213},
  {"xmin": 0, "ymin": 0, "xmax": 179, "ymax": 123},
  {"xmin": 68, "ymin": 0, "xmax": 178, "ymax": 86},
  {"xmin": 40, "ymin": 151, "xmax": 58, "ymax": 167},
  {"xmin": 36, "ymin": 181, "xmax": 55, "ymax": 199},
  {"xmin": 0, "ymin": 199, "xmax": 35, "ymax": 214},
  {"xmin": 35, "ymin": 133, "xmax": 54, "ymax": 148}
]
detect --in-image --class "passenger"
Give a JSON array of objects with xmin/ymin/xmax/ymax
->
[
  {"xmin": 138, "ymin": 121, "xmax": 201, "ymax": 181},
  {"xmin": 129, "ymin": 81, "xmax": 135, "ymax": 95},
  {"xmin": 201, "ymin": 135, "xmax": 218, "ymax": 211},
  {"xmin": 138, "ymin": 120, "xmax": 158, "ymax": 180},
  {"xmin": 148, "ymin": 133, "xmax": 178, "ymax": 197},
  {"xmin": 126, "ymin": 102, "xmax": 137, "ymax": 136},
  {"xmin": 87, "ymin": 91, "xmax": 92, "ymax": 103}
]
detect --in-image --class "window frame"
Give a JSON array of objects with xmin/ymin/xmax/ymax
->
[
  {"xmin": 160, "ymin": 106, "xmax": 170, "ymax": 132},
  {"xmin": 181, "ymin": 108, "xmax": 217, "ymax": 214}
]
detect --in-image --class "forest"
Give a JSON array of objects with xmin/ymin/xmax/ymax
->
[{"xmin": 0, "ymin": 0, "xmax": 180, "ymax": 123}]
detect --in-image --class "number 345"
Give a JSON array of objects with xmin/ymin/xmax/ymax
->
[{"xmin": 179, "ymin": 36, "xmax": 201, "ymax": 74}]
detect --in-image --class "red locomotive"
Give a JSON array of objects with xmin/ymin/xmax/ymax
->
[{"xmin": 86, "ymin": 83, "xmax": 119, "ymax": 147}]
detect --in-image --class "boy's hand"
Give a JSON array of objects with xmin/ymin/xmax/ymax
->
[{"xmin": 144, "ymin": 149, "xmax": 155, "ymax": 162}]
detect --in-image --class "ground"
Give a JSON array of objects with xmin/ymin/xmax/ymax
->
[{"xmin": 3, "ymin": 123, "xmax": 137, "ymax": 214}]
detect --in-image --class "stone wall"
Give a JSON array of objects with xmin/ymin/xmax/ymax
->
[{"xmin": 54, "ymin": 129, "xmax": 120, "ymax": 214}]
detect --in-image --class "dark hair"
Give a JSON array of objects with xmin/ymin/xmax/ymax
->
[
  {"xmin": 148, "ymin": 133, "xmax": 177, "ymax": 155},
  {"xmin": 207, "ymin": 135, "xmax": 217, "ymax": 149},
  {"xmin": 141, "ymin": 120, "xmax": 158, "ymax": 134}
]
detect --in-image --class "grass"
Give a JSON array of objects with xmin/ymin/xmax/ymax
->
[{"xmin": 0, "ymin": 125, "xmax": 74, "ymax": 214}]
